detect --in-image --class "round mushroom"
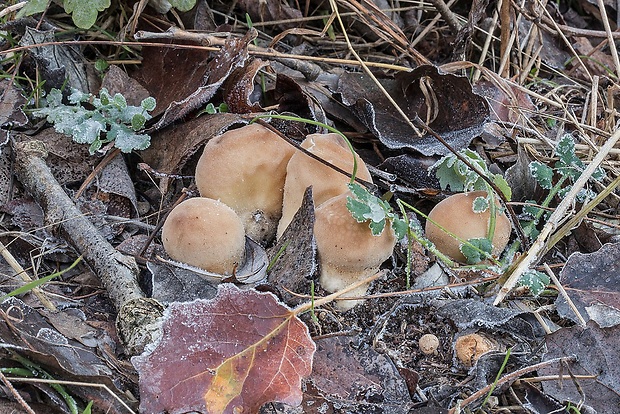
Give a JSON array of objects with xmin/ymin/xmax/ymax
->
[
  {"xmin": 314, "ymin": 192, "xmax": 396, "ymax": 310},
  {"xmin": 454, "ymin": 333, "xmax": 497, "ymax": 367},
  {"xmin": 419, "ymin": 333, "xmax": 440, "ymax": 355},
  {"xmin": 425, "ymin": 191, "xmax": 511, "ymax": 263},
  {"xmin": 161, "ymin": 197, "xmax": 246, "ymax": 275},
  {"xmin": 277, "ymin": 133, "xmax": 373, "ymax": 239},
  {"xmin": 195, "ymin": 123, "xmax": 296, "ymax": 244}
]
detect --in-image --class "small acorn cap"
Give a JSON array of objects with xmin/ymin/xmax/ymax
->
[
  {"xmin": 277, "ymin": 133, "xmax": 373, "ymax": 239},
  {"xmin": 314, "ymin": 192, "xmax": 396, "ymax": 310},
  {"xmin": 195, "ymin": 123, "xmax": 295, "ymax": 244},
  {"xmin": 425, "ymin": 191, "xmax": 511, "ymax": 262},
  {"xmin": 161, "ymin": 197, "xmax": 246, "ymax": 275}
]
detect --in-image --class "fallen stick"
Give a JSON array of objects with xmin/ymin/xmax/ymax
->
[{"xmin": 13, "ymin": 139, "xmax": 163, "ymax": 355}]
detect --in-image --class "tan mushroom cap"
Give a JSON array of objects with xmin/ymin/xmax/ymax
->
[
  {"xmin": 277, "ymin": 133, "xmax": 373, "ymax": 239},
  {"xmin": 161, "ymin": 197, "xmax": 245, "ymax": 275},
  {"xmin": 314, "ymin": 192, "xmax": 396, "ymax": 310},
  {"xmin": 195, "ymin": 123, "xmax": 296, "ymax": 244},
  {"xmin": 425, "ymin": 191, "xmax": 512, "ymax": 262}
]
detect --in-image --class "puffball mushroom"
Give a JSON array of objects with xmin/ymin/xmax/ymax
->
[
  {"xmin": 425, "ymin": 191, "xmax": 511, "ymax": 263},
  {"xmin": 277, "ymin": 133, "xmax": 373, "ymax": 239},
  {"xmin": 161, "ymin": 197, "xmax": 246, "ymax": 275},
  {"xmin": 314, "ymin": 192, "xmax": 396, "ymax": 310},
  {"xmin": 195, "ymin": 123, "xmax": 296, "ymax": 244}
]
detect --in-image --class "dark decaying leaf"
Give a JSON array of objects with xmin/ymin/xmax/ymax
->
[
  {"xmin": 337, "ymin": 65, "xmax": 489, "ymax": 156},
  {"xmin": 302, "ymin": 335, "xmax": 413, "ymax": 413},
  {"xmin": 378, "ymin": 154, "xmax": 441, "ymax": 189},
  {"xmin": 473, "ymin": 80, "xmax": 535, "ymax": 124},
  {"xmin": 133, "ymin": 284, "xmax": 315, "ymax": 414},
  {"xmin": 540, "ymin": 322, "xmax": 620, "ymax": 414},
  {"xmin": 556, "ymin": 242, "xmax": 620, "ymax": 327},
  {"xmin": 0, "ymin": 297, "xmax": 136, "ymax": 413},
  {"xmin": 134, "ymin": 30, "xmax": 256, "ymax": 129},
  {"xmin": 146, "ymin": 260, "xmax": 218, "ymax": 303},
  {"xmin": 222, "ymin": 58, "xmax": 270, "ymax": 113},
  {"xmin": 0, "ymin": 79, "xmax": 28, "ymax": 142},
  {"xmin": 101, "ymin": 65, "xmax": 152, "ymax": 107},
  {"xmin": 267, "ymin": 187, "xmax": 317, "ymax": 307}
]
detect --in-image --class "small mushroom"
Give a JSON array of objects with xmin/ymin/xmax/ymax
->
[
  {"xmin": 454, "ymin": 333, "xmax": 497, "ymax": 367},
  {"xmin": 277, "ymin": 133, "xmax": 373, "ymax": 239},
  {"xmin": 314, "ymin": 192, "xmax": 396, "ymax": 310},
  {"xmin": 419, "ymin": 333, "xmax": 440, "ymax": 355},
  {"xmin": 161, "ymin": 197, "xmax": 246, "ymax": 275},
  {"xmin": 195, "ymin": 123, "xmax": 296, "ymax": 244},
  {"xmin": 425, "ymin": 191, "xmax": 511, "ymax": 262}
]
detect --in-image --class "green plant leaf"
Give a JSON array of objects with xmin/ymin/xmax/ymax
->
[
  {"xmin": 16, "ymin": 0, "xmax": 49, "ymax": 18},
  {"xmin": 113, "ymin": 128, "xmax": 150, "ymax": 153},
  {"xmin": 64, "ymin": 0, "xmax": 111, "ymax": 29},
  {"xmin": 141, "ymin": 96, "xmax": 157, "ymax": 112},
  {"xmin": 472, "ymin": 195, "xmax": 489, "ymax": 213},
  {"xmin": 460, "ymin": 238, "xmax": 492, "ymax": 264},
  {"xmin": 170, "ymin": 0, "xmax": 197, "ymax": 12},
  {"xmin": 131, "ymin": 113, "xmax": 146, "ymax": 131},
  {"xmin": 492, "ymin": 175, "xmax": 512, "ymax": 201},
  {"xmin": 517, "ymin": 270, "xmax": 550, "ymax": 297},
  {"xmin": 529, "ymin": 161, "xmax": 553, "ymax": 189},
  {"xmin": 392, "ymin": 217, "xmax": 408, "ymax": 240},
  {"xmin": 72, "ymin": 118, "xmax": 106, "ymax": 146}
]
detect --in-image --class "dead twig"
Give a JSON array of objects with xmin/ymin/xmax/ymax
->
[{"xmin": 12, "ymin": 140, "xmax": 162, "ymax": 355}]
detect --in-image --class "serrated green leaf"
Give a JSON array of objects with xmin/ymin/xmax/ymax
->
[
  {"xmin": 392, "ymin": 217, "xmax": 408, "ymax": 240},
  {"xmin": 170, "ymin": 0, "xmax": 196, "ymax": 12},
  {"xmin": 346, "ymin": 197, "xmax": 372, "ymax": 223},
  {"xmin": 518, "ymin": 270, "xmax": 549, "ymax": 297},
  {"xmin": 64, "ymin": 0, "xmax": 111, "ymax": 29},
  {"xmin": 529, "ymin": 161, "xmax": 553, "ymax": 189},
  {"xmin": 556, "ymin": 134, "xmax": 578, "ymax": 166},
  {"xmin": 472, "ymin": 196, "xmax": 489, "ymax": 213},
  {"xmin": 460, "ymin": 238, "xmax": 492, "ymax": 264},
  {"xmin": 131, "ymin": 113, "xmax": 146, "ymax": 131},
  {"xmin": 369, "ymin": 219, "xmax": 386, "ymax": 236}
]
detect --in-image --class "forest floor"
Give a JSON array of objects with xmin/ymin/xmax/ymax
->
[{"xmin": 0, "ymin": 1, "xmax": 620, "ymax": 413}]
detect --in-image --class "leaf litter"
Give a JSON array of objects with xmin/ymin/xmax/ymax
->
[{"xmin": 1, "ymin": 2, "xmax": 620, "ymax": 414}]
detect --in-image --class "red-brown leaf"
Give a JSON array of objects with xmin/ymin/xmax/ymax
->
[{"xmin": 133, "ymin": 284, "xmax": 315, "ymax": 414}]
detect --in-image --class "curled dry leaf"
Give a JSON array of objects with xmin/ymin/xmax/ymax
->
[
  {"xmin": 337, "ymin": 65, "xmax": 489, "ymax": 156},
  {"xmin": 133, "ymin": 284, "xmax": 315, "ymax": 414}
]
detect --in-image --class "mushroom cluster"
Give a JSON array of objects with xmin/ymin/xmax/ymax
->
[{"xmin": 162, "ymin": 124, "xmax": 396, "ymax": 309}]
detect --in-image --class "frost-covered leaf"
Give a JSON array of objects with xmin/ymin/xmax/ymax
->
[
  {"xmin": 113, "ymin": 92, "xmax": 127, "ymax": 109},
  {"xmin": 131, "ymin": 113, "xmax": 146, "ymax": 131},
  {"xmin": 346, "ymin": 182, "xmax": 392, "ymax": 235},
  {"xmin": 460, "ymin": 238, "xmax": 492, "ymax": 264},
  {"xmin": 141, "ymin": 96, "xmax": 156, "ymax": 112},
  {"xmin": 392, "ymin": 217, "xmax": 408, "ymax": 240},
  {"xmin": 529, "ymin": 161, "xmax": 553, "ymax": 189},
  {"xmin": 133, "ymin": 284, "xmax": 315, "ymax": 414},
  {"xmin": 518, "ymin": 270, "xmax": 550, "ymax": 297},
  {"xmin": 431, "ymin": 149, "xmax": 490, "ymax": 192},
  {"xmin": 113, "ymin": 128, "xmax": 150, "ymax": 153},
  {"xmin": 64, "ymin": 0, "xmax": 111, "ymax": 29},
  {"xmin": 472, "ymin": 196, "xmax": 489, "ymax": 213},
  {"xmin": 72, "ymin": 118, "xmax": 105, "ymax": 145}
]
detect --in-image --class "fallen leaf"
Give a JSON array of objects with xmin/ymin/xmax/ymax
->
[
  {"xmin": 557, "ymin": 242, "xmax": 620, "ymax": 327},
  {"xmin": 133, "ymin": 284, "xmax": 315, "ymax": 414},
  {"xmin": 337, "ymin": 65, "xmax": 489, "ymax": 156},
  {"xmin": 540, "ymin": 322, "xmax": 620, "ymax": 414}
]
